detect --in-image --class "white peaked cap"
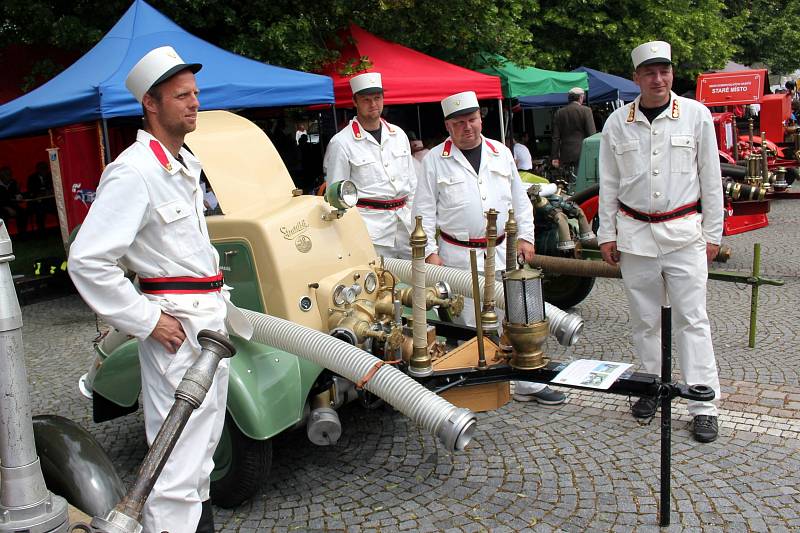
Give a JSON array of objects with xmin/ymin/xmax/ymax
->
[
  {"xmin": 631, "ymin": 41, "xmax": 672, "ymax": 70},
  {"xmin": 125, "ymin": 46, "xmax": 202, "ymax": 103},
  {"xmin": 441, "ymin": 91, "xmax": 479, "ymax": 120},
  {"xmin": 349, "ymin": 72, "xmax": 383, "ymax": 95}
]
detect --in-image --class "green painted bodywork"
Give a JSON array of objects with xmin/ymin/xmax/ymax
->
[
  {"xmin": 92, "ymin": 336, "xmax": 325, "ymax": 440},
  {"xmin": 225, "ymin": 337, "xmax": 322, "ymax": 440},
  {"xmin": 92, "ymin": 339, "xmax": 141, "ymax": 408},
  {"xmin": 213, "ymin": 241, "xmax": 265, "ymax": 313},
  {"xmin": 575, "ymin": 132, "xmax": 601, "ymax": 192}
]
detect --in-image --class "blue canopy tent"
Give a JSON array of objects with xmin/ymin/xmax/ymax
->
[
  {"xmin": 519, "ymin": 66, "xmax": 639, "ymax": 108},
  {"xmin": 0, "ymin": 0, "xmax": 334, "ymax": 139}
]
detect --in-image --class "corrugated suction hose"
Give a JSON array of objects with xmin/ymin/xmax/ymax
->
[{"xmin": 241, "ymin": 309, "xmax": 476, "ymax": 452}]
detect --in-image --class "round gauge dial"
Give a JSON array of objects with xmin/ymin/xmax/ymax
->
[
  {"xmin": 364, "ymin": 272, "xmax": 377, "ymax": 293},
  {"xmin": 332, "ymin": 284, "xmax": 347, "ymax": 306}
]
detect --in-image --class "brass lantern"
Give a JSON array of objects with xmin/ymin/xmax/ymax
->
[{"xmin": 502, "ymin": 268, "xmax": 549, "ymax": 370}]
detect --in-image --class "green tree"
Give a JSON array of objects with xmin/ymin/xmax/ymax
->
[
  {"xmin": 525, "ymin": 0, "xmax": 739, "ymax": 81},
  {"xmin": 728, "ymin": 0, "xmax": 800, "ymax": 75},
  {"xmin": 0, "ymin": 0, "xmax": 538, "ymax": 86}
]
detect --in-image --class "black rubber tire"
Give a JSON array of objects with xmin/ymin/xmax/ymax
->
[
  {"xmin": 542, "ymin": 273, "xmax": 596, "ymax": 309},
  {"xmin": 210, "ymin": 414, "xmax": 272, "ymax": 508}
]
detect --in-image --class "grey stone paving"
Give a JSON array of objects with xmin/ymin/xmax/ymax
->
[{"xmin": 16, "ymin": 199, "xmax": 800, "ymax": 532}]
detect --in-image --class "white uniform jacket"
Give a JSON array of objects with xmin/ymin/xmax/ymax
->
[
  {"xmin": 323, "ymin": 118, "xmax": 416, "ymax": 246},
  {"xmin": 68, "ymin": 130, "xmax": 251, "ymax": 348},
  {"xmin": 413, "ymin": 136, "xmax": 535, "ymax": 270},
  {"xmin": 597, "ymin": 92, "xmax": 724, "ymax": 257}
]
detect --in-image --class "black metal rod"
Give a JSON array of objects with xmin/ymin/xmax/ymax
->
[{"xmin": 659, "ymin": 306, "xmax": 672, "ymax": 527}]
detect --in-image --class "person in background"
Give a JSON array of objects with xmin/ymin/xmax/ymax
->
[
  {"xmin": 0, "ymin": 166, "xmax": 27, "ymax": 235},
  {"xmin": 26, "ymin": 161, "xmax": 55, "ymax": 233},
  {"xmin": 323, "ymin": 72, "xmax": 416, "ymax": 259},
  {"xmin": 551, "ymin": 87, "xmax": 596, "ymax": 179},
  {"xmin": 512, "ymin": 132, "xmax": 533, "ymax": 172}
]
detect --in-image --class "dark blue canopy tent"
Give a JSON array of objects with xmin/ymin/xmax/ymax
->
[
  {"xmin": 519, "ymin": 66, "xmax": 640, "ymax": 108},
  {"xmin": 0, "ymin": 0, "xmax": 334, "ymax": 139}
]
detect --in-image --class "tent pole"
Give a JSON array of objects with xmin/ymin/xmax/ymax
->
[
  {"xmin": 331, "ymin": 104, "xmax": 338, "ymax": 131},
  {"xmin": 416, "ymin": 105, "xmax": 422, "ymax": 140},
  {"xmin": 522, "ymin": 107, "xmax": 526, "ymax": 133},
  {"xmin": 498, "ymin": 99, "xmax": 506, "ymax": 145},
  {"xmin": 101, "ymin": 119, "xmax": 112, "ymax": 165}
]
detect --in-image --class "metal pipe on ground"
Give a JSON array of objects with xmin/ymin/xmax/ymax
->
[{"xmin": 0, "ymin": 219, "xmax": 69, "ymax": 533}]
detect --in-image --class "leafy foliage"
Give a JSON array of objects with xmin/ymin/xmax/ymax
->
[{"xmin": 2, "ymin": 0, "xmax": 797, "ymax": 93}]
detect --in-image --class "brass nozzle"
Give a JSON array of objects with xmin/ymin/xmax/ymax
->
[
  {"xmin": 505, "ymin": 209, "xmax": 518, "ymax": 272},
  {"xmin": 410, "ymin": 215, "xmax": 427, "ymax": 260}
]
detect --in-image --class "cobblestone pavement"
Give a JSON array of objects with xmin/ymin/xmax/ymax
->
[{"xmin": 17, "ymin": 199, "xmax": 800, "ymax": 532}]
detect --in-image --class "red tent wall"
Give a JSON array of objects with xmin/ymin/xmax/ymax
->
[{"xmin": 322, "ymin": 24, "xmax": 502, "ymax": 107}]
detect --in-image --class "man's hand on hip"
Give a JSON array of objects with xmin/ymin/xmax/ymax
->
[
  {"xmin": 706, "ymin": 243, "xmax": 720, "ymax": 265},
  {"xmin": 517, "ymin": 239, "xmax": 536, "ymax": 264},
  {"xmin": 425, "ymin": 253, "xmax": 445, "ymax": 266},
  {"xmin": 150, "ymin": 311, "xmax": 186, "ymax": 354},
  {"xmin": 600, "ymin": 241, "xmax": 620, "ymax": 266}
]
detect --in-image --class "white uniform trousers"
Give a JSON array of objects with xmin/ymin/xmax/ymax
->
[
  {"xmin": 372, "ymin": 217, "xmax": 412, "ymax": 260},
  {"xmin": 139, "ymin": 336, "xmax": 230, "ymax": 533},
  {"xmin": 618, "ymin": 238, "xmax": 721, "ymax": 416}
]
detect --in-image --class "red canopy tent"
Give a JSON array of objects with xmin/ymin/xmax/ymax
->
[{"xmin": 322, "ymin": 24, "xmax": 502, "ymax": 107}]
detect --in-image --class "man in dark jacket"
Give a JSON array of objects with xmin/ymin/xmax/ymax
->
[{"xmin": 551, "ymin": 87, "xmax": 596, "ymax": 172}]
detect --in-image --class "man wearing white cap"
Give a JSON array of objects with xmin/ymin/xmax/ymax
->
[
  {"xmin": 551, "ymin": 86, "xmax": 596, "ymax": 174},
  {"xmin": 323, "ymin": 72, "xmax": 416, "ymax": 258},
  {"xmin": 69, "ymin": 46, "xmax": 252, "ymax": 532},
  {"xmin": 413, "ymin": 91, "xmax": 566, "ymax": 405},
  {"xmin": 597, "ymin": 40, "xmax": 723, "ymax": 442}
]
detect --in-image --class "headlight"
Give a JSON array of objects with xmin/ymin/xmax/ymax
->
[
  {"xmin": 325, "ymin": 180, "xmax": 358, "ymax": 210},
  {"xmin": 364, "ymin": 272, "xmax": 377, "ymax": 293}
]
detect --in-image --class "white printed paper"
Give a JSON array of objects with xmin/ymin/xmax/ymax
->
[{"xmin": 552, "ymin": 359, "xmax": 633, "ymax": 390}]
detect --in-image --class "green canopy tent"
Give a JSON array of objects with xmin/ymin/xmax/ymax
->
[
  {"xmin": 475, "ymin": 54, "xmax": 588, "ymax": 98},
  {"xmin": 476, "ymin": 53, "xmax": 589, "ymax": 145}
]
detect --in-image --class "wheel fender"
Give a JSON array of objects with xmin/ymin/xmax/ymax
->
[
  {"xmin": 32, "ymin": 415, "xmax": 125, "ymax": 517},
  {"xmin": 92, "ymin": 338, "xmax": 141, "ymax": 408},
  {"xmin": 225, "ymin": 337, "xmax": 323, "ymax": 441}
]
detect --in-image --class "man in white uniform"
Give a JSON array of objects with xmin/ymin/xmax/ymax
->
[
  {"xmin": 414, "ymin": 91, "xmax": 566, "ymax": 405},
  {"xmin": 323, "ymin": 72, "xmax": 416, "ymax": 258},
  {"xmin": 69, "ymin": 46, "xmax": 252, "ymax": 532},
  {"xmin": 598, "ymin": 41, "xmax": 723, "ymax": 442}
]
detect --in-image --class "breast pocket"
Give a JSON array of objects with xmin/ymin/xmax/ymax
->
[
  {"xmin": 487, "ymin": 160, "xmax": 513, "ymax": 205},
  {"xmin": 155, "ymin": 200, "xmax": 204, "ymax": 258},
  {"xmin": 390, "ymin": 147, "xmax": 412, "ymax": 183},
  {"xmin": 436, "ymin": 174, "xmax": 468, "ymax": 208},
  {"xmin": 613, "ymin": 140, "xmax": 640, "ymax": 179},
  {"xmin": 349, "ymin": 155, "xmax": 377, "ymax": 181},
  {"xmin": 670, "ymin": 134, "xmax": 696, "ymax": 174}
]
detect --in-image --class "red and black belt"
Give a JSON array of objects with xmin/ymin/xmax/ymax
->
[
  {"xmin": 619, "ymin": 201, "xmax": 701, "ymax": 223},
  {"xmin": 440, "ymin": 231, "xmax": 506, "ymax": 249},
  {"xmin": 139, "ymin": 272, "xmax": 224, "ymax": 294},
  {"xmin": 356, "ymin": 196, "xmax": 408, "ymax": 210}
]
